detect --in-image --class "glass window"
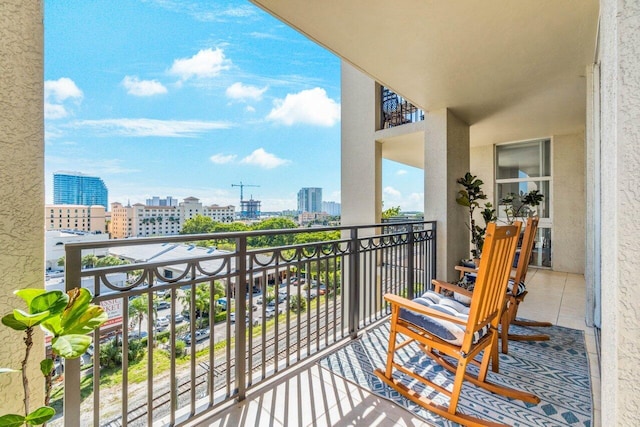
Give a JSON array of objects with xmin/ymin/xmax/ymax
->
[
  {"xmin": 496, "ymin": 181, "xmax": 550, "ymax": 219},
  {"xmin": 495, "ymin": 138, "xmax": 552, "ymax": 268},
  {"xmin": 496, "ymin": 139, "xmax": 550, "ymax": 179}
]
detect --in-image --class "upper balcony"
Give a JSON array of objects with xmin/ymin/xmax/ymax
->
[{"xmin": 379, "ymin": 87, "xmax": 424, "ymax": 130}]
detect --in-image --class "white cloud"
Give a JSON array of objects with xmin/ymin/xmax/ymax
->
[
  {"xmin": 266, "ymin": 88, "xmax": 340, "ymax": 127},
  {"xmin": 122, "ymin": 75, "xmax": 167, "ymax": 96},
  {"xmin": 226, "ymin": 82, "xmax": 268, "ymax": 101},
  {"xmin": 71, "ymin": 118, "xmax": 231, "ymax": 137},
  {"xmin": 169, "ymin": 48, "xmax": 231, "ymax": 81},
  {"xmin": 240, "ymin": 148, "xmax": 290, "ymax": 169},
  {"xmin": 45, "ymin": 77, "xmax": 83, "ymax": 119},
  {"xmin": 210, "ymin": 153, "xmax": 237, "ymax": 164},
  {"xmin": 397, "ymin": 169, "xmax": 408, "ymax": 176},
  {"xmin": 245, "ymin": 106, "xmax": 256, "ymax": 113},
  {"xmin": 383, "ymin": 186, "xmax": 402, "ymax": 198}
]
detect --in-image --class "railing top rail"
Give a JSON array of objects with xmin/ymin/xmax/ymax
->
[{"xmin": 64, "ymin": 220, "xmax": 436, "ymax": 251}]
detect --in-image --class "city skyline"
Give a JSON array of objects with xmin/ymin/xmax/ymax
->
[{"xmin": 44, "ymin": 1, "xmax": 424, "ymax": 213}]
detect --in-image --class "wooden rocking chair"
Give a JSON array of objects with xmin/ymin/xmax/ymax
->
[
  {"xmin": 375, "ymin": 222, "xmax": 540, "ymax": 427},
  {"xmin": 437, "ymin": 217, "xmax": 549, "ymax": 355}
]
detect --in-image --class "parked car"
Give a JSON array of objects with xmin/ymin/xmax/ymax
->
[
  {"xmin": 174, "ymin": 313, "xmax": 184, "ymax": 323},
  {"xmin": 128, "ymin": 330, "xmax": 148, "ymax": 340},
  {"xmin": 157, "ymin": 301, "xmax": 170, "ymax": 310},
  {"xmin": 183, "ymin": 328, "xmax": 210, "ymax": 345},
  {"xmin": 229, "ymin": 312, "xmax": 260, "ymax": 326},
  {"xmin": 156, "ymin": 316, "xmax": 170, "ymax": 327}
]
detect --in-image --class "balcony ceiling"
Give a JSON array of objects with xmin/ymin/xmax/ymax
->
[{"xmin": 251, "ymin": 0, "xmax": 599, "ymax": 147}]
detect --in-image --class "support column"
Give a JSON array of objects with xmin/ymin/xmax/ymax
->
[
  {"xmin": 0, "ymin": 0, "xmax": 45, "ymax": 414},
  {"xmin": 424, "ymin": 109, "xmax": 470, "ymax": 282},
  {"xmin": 340, "ymin": 61, "xmax": 381, "ymax": 226}
]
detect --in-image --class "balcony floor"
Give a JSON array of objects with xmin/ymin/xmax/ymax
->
[{"xmin": 187, "ymin": 269, "xmax": 600, "ymax": 427}]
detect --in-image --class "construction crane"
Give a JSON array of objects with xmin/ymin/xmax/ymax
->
[{"xmin": 232, "ymin": 181, "xmax": 260, "ymax": 202}]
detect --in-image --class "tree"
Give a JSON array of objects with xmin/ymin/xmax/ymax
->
[
  {"xmin": 179, "ymin": 283, "xmax": 212, "ymax": 328},
  {"xmin": 181, "ymin": 215, "xmax": 215, "ymax": 235},
  {"xmin": 382, "ymin": 205, "xmax": 401, "ymax": 219},
  {"xmin": 248, "ymin": 218, "xmax": 297, "ymax": 247},
  {"xmin": 81, "ymin": 254, "xmax": 98, "ymax": 268},
  {"xmin": 289, "ymin": 294, "xmax": 306, "ymax": 313},
  {"xmin": 95, "ymin": 255, "xmax": 128, "ymax": 268},
  {"xmin": 128, "ymin": 295, "xmax": 155, "ymax": 339},
  {"xmin": 57, "ymin": 256, "xmax": 65, "ymax": 267}
]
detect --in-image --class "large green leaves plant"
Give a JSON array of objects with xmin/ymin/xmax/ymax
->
[{"xmin": 0, "ymin": 288, "xmax": 107, "ymax": 426}]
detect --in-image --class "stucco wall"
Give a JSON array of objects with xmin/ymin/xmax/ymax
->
[
  {"xmin": 552, "ymin": 132, "xmax": 586, "ymax": 274},
  {"xmin": 0, "ymin": 0, "xmax": 45, "ymax": 414},
  {"xmin": 598, "ymin": 0, "xmax": 640, "ymax": 425}
]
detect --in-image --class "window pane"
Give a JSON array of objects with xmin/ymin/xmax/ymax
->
[
  {"xmin": 496, "ymin": 139, "xmax": 550, "ymax": 179},
  {"xmin": 530, "ymin": 227, "xmax": 552, "ymax": 268},
  {"xmin": 496, "ymin": 180, "xmax": 549, "ymax": 219}
]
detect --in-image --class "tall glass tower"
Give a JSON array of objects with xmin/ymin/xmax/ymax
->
[
  {"xmin": 53, "ymin": 172, "xmax": 108, "ymax": 209},
  {"xmin": 297, "ymin": 187, "xmax": 322, "ymax": 213}
]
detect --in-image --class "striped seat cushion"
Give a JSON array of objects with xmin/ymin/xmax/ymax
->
[
  {"xmin": 399, "ymin": 291, "xmax": 490, "ymax": 346},
  {"xmin": 507, "ymin": 279, "xmax": 526, "ymax": 296}
]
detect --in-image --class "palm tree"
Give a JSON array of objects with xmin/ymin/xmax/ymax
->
[
  {"xmin": 129, "ymin": 296, "xmax": 148, "ymax": 339},
  {"xmin": 179, "ymin": 283, "xmax": 212, "ymax": 328}
]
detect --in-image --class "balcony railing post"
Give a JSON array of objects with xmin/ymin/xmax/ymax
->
[
  {"xmin": 235, "ymin": 235, "xmax": 248, "ymax": 401},
  {"xmin": 406, "ymin": 224, "xmax": 415, "ymax": 299},
  {"xmin": 63, "ymin": 245, "xmax": 82, "ymax": 427},
  {"xmin": 348, "ymin": 227, "xmax": 359, "ymax": 339}
]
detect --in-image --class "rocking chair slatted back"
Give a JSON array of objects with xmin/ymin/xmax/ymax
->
[{"xmin": 463, "ymin": 222, "xmax": 522, "ymax": 349}]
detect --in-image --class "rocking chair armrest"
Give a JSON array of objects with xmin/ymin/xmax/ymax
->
[
  {"xmin": 454, "ymin": 265, "xmax": 478, "ymax": 275},
  {"xmin": 384, "ymin": 293, "xmax": 466, "ymax": 325},
  {"xmin": 432, "ymin": 279, "xmax": 473, "ymax": 298}
]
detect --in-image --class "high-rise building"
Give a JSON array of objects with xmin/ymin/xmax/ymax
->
[
  {"xmin": 146, "ymin": 196, "xmax": 178, "ymax": 207},
  {"xmin": 322, "ymin": 201, "xmax": 341, "ymax": 216},
  {"xmin": 53, "ymin": 171, "xmax": 108, "ymax": 210},
  {"xmin": 297, "ymin": 187, "xmax": 322, "ymax": 213}
]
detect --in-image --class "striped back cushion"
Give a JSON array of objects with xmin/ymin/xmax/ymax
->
[
  {"xmin": 399, "ymin": 291, "xmax": 490, "ymax": 346},
  {"xmin": 507, "ymin": 279, "xmax": 527, "ymax": 296}
]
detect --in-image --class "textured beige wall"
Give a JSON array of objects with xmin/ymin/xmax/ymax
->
[
  {"xmin": 598, "ymin": 0, "xmax": 640, "ymax": 424},
  {"xmin": 340, "ymin": 62, "xmax": 381, "ymax": 226},
  {"xmin": 424, "ymin": 109, "xmax": 470, "ymax": 281},
  {"xmin": 0, "ymin": 0, "xmax": 45, "ymax": 414},
  {"xmin": 552, "ymin": 132, "xmax": 586, "ymax": 274}
]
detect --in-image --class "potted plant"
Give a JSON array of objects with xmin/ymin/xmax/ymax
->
[
  {"xmin": 500, "ymin": 189, "xmax": 544, "ymax": 224},
  {"xmin": 456, "ymin": 172, "xmax": 497, "ymax": 262},
  {"xmin": 0, "ymin": 287, "xmax": 107, "ymax": 426}
]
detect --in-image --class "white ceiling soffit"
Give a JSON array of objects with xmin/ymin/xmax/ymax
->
[{"xmin": 251, "ymin": 0, "xmax": 599, "ymax": 147}]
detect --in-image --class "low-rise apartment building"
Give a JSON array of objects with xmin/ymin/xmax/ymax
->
[
  {"xmin": 110, "ymin": 197, "xmax": 235, "ymax": 238},
  {"xmin": 45, "ymin": 204, "xmax": 106, "ymax": 233}
]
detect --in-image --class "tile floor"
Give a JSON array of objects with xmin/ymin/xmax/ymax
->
[{"xmin": 188, "ymin": 269, "xmax": 600, "ymax": 427}]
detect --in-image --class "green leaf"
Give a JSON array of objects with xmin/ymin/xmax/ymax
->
[
  {"xmin": 1, "ymin": 314, "xmax": 28, "ymax": 331},
  {"xmin": 0, "ymin": 368, "xmax": 20, "ymax": 374},
  {"xmin": 40, "ymin": 359, "xmax": 54, "ymax": 377},
  {"xmin": 51, "ymin": 334, "xmax": 92, "ymax": 358},
  {"xmin": 60, "ymin": 288, "xmax": 92, "ymax": 330},
  {"xmin": 30, "ymin": 291, "xmax": 68, "ymax": 316},
  {"xmin": 62, "ymin": 306, "xmax": 107, "ymax": 335},
  {"xmin": 13, "ymin": 309, "xmax": 50, "ymax": 328},
  {"xmin": 39, "ymin": 316, "xmax": 62, "ymax": 337},
  {"xmin": 24, "ymin": 406, "xmax": 55, "ymax": 425},
  {"xmin": 14, "ymin": 289, "xmax": 47, "ymax": 307},
  {"xmin": 0, "ymin": 413, "xmax": 25, "ymax": 427}
]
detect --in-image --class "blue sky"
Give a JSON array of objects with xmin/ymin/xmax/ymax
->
[{"xmin": 44, "ymin": 0, "xmax": 424, "ymax": 213}]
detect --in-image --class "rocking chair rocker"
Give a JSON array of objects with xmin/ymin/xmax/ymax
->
[{"xmin": 375, "ymin": 222, "xmax": 540, "ymax": 427}]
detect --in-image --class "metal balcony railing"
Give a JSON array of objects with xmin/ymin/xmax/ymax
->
[
  {"xmin": 380, "ymin": 86, "xmax": 425, "ymax": 129},
  {"xmin": 58, "ymin": 220, "xmax": 436, "ymax": 426}
]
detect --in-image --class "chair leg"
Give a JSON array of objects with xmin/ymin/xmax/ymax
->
[{"xmin": 512, "ymin": 318, "xmax": 553, "ymax": 327}]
